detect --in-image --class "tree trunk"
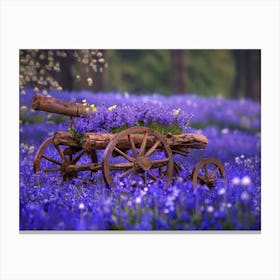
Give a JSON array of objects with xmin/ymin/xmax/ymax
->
[
  {"xmin": 231, "ymin": 50, "xmax": 244, "ymax": 98},
  {"xmin": 171, "ymin": 50, "xmax": 187, "ymax": 94},
  {"xmin": 231, "ymin": 50, "xmax": 261, "ymax": 101},
  {"xmin": 244, "ymin": 50, "xmax": 253, "ymax": 99}
]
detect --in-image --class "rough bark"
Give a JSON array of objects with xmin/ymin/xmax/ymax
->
[
  {"xmin": 32, "ymin": 93, "xmax": 88, "ymax": 117},
  {"xmin": 53, "ymin": 131, "xmax": 208, "ymax": 151}
]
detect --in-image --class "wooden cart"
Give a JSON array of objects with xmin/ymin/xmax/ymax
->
[{"xmin": 31, "ymin": 94, "xmax": 227, "ymax": 188}]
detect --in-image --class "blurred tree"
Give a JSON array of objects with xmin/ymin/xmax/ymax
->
[
  {"xmin": 107, "ymin": 50, "xmax": 172, "ymax": 94},
  {"xmin": 171, "ymin": 50, "xmax": 188, "ymax": 93},
  {"xmin": 106, "ymin": 50, "xmax": 235, "ymax": 97},
  {"xmin": 21, "ymin": 49, "xmax": 258, "ymax": 100},
  {"xmin": 231, "ymin": 50, "xmax": 261, "ymax": 101},
  {"xmin": 19, "ymin": 49, "xmax": 107, "ymax": 94},
  {"xmin": 186, "ymin": 50, "xmax": 235, "ymax": 96}
]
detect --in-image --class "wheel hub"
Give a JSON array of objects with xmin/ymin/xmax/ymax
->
[
  {"xmin": 134, "ymin": 156, "xmax": 152, "ymax": 172},
  {"xmin": 61, "ymin": 161, "xmax": 77, "ymax": 178}
]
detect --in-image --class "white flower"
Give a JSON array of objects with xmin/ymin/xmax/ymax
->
[
  {"xmin": 87, "ymin": 77, "xmax": 93, "ymax": 86},
  {"xmin": 207, "ymin": 205, "xmax": 214, "ymax": 213},
  {"xmin": 231, "ymin": 177, "xmax": 241, "ymax": 185},
  {"xmin": 135, "ymin": 197, "xmax": 142, "ymax": 204},
  {"xmin": 163, "ymin": 208, "xmax": 169, "ymax": 214},
  {"xmin": 240, "ymin": 191, "xmax": 250, "ymax": 201},
  {"xmin": 78, "ymin": 203, "xmax": 85, "ymax": 210},
  {"xmin": 235, "ymin": 157, "xmax": 242, "ymax": 164},
  {"xmin": 241, "ymin": 176, "xmax": 251, "ymax": 186},
  {"xmin": 218, "ymin": 188, "xmax": 226, "ymax": 195},
  {"xmin": 221, "ymin": 128, "xmax": 229, "ymax": 134},
  {"xmin": 20, "ymin": 105, "xmax": 27, "ymax": 112}
]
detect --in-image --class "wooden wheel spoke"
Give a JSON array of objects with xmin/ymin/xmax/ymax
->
[
  {"xmin": 139, "ymin": 132, "xmax": 148, "ymax": 156},
  {"xmin": 128, "ymin": 171, "xmax": 136, "ymax": 182},
  {"xmin": 192, "ymin": 158, "xmax": 227, "ymax": 189},
  {"xmin": 198, "ymin": 175, "xmax": 206, "ymax": 183},
  {"xmin": 102, "ymin": 127, "xmax": 174, "ymax": 186},
  {"xmin": 148, "ymin": 172, "xmax": 158, "ymax": 181},
  {"xmin": 43, "ymin": 167, "xmax": 61, "ymax": 172},
  {"xmin": 109, "ymin": 162, "xmax": 134, "ymax": 170},
  {"xmin": 210, "ymin": 166, "xmax": 220, "ymax": 179},
  {"xmin": 204, "ymin": 164, "xmax": 209, "ymax": 178},
  {"xmin": 174, "ymin": 161, "xmax": 181, "ymax": 174},
  {"xmin": 90, "ymin": 150, "xmax": 98, "ymax": 163},
  {"xmin": 140, "ymin": 174, "xmax": 147, "ymax": 185},
  {"xmin": 114, "ymin": 147, "xmax": 135, "ymax": 162},
  {"xmin": 54, "ymin": 144, "xmax": 65, "ymax": 161},
  {"xmin": 150, "ymin": 158, "xmax": 169, "ymax": 168},
  {"xmin": 41, "ymin": 154, "xmax": 62, "ymax": 165},
  {"xmin": 145, "ymin": 140, "xmax": 160, "ymax": 157},
  {"xmin": 118, "ymin": 167, "xmax": 134, "ymax": 179},
  {"xmin": 73, "ymin": 149, "xmax": 87, "ymax": 163},
  {"xmin": 158, "ymin": 166, "xmax": 162, "ymax": 176},
  {"xmin": 128, "ymin": 134, "xmax": 138, "ymax": 157}
]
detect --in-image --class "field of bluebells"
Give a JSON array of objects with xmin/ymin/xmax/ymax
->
[{"xmin": 20, "ymin": 88, "xmax": 261, "ymax": 230}]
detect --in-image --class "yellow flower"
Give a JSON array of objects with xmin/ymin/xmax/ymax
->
[
  {"xmin": 85, "ymin": 107, "xmax": 90, "ymax": 112},
  {"xmin": 173, "ymin": 108, "xmax": 181, "ymax": 116},
  {"xmin": 29, "ymin": 146, "xmax": 35, "ymax": 153},
  {"xmin": 90, "ymin": 104, "xmax": 97, "ymax": 112},
  {"xmin": 108, "ymin": 105, "xmax": 117, "ymax": 111},
  {"xmin": 82, "ymin": 99, "xmax": 87, "ymax": 103}
]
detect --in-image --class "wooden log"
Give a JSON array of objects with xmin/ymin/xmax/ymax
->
[
  {"xmin": 53, "ymin": 131, "xmax": 208, "ymax": 151},
  {"xmin": 166, "ymin": 133, "xmax": 208, "ymax": 149},
  {"xmin": 53, "ymin": 132, "xmax": 81, "ymax": 147},
  {"xmin": 83, "ymin": 132, "xmax": 207, "ymax": 150},
  {"xmin": 31, "ymin": 93, "xmax": 88, "ymax": 117}
]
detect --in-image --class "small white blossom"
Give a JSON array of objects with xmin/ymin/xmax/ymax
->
[
  {"xmin": 207, "ymin": 205, "xmax": 214, "ymax": 213},
  {"xmin": 218, "ymin": 188, "xmax": 226, "ymax": 195},
  {"xmin": 78, "ymin": 203, "xmax": 85, "ymax": 210},
  {"xmin": 221, "ymin": 128, "xmax": 229, "ymax": 134},
  {"xmin": 231, "ymin": 177, "xmax": 241, "ymax": 185},
  {"xmin": 241, "ymin": 176, "xmax": 251, "ymax": 186},
  {"xmin": 163, "ymin": 208, "xmax": 169, "ymax": 214},
  {"xmin": 20, "ymin": 105, "xmax": 27, "ymax": 112},
  {"xmin": 240, "ymin": 191, "xmax": 250, "ymax": 201}
]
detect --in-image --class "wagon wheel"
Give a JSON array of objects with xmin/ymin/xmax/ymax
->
[
  {"xmin": 102, "ymin": 127, "xmax": 174, "ymax": 186},
  {"xmin": 191, "ymin": 157, "xmax": 227, "ymax": 189},
  {"xmin": 33, "ymin": 136, "xmax": 91, "ymax": 180}
]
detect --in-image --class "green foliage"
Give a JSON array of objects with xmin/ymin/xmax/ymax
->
[
  {"xmin": 106, "ymin": 50, "xmax": 235, "ymax": 97},
  {"xmin": 20, "ymin": 49, "xmax": 237, "ymax": 98},
  {"xmin": 111, "ymin": 121, "xmax": 182, "ymax": 135},
  {"xmin": 107, "ymin": 50, "xmax": 172, "ymax": 94},
  {"xmin": 187, "ymin": 50, "xmax": 235, "ymax": 97}
]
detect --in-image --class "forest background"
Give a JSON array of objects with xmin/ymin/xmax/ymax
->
[{"xmin": 20, "ymin": 49, "xmax": 261, "ymax": 101}]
